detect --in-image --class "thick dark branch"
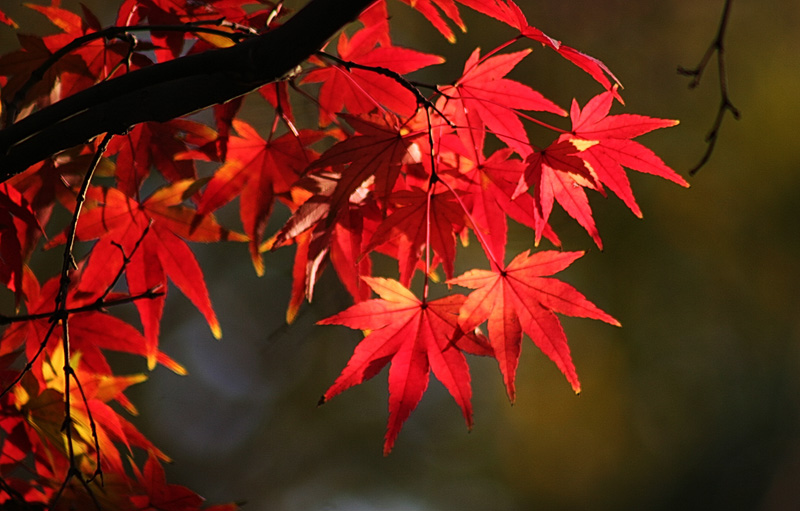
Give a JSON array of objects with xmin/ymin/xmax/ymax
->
[
  {"xmin": 5, "ymin": 20, "xmax": 259, "ymax": 124},
  {"xmin": 0, "ymin": 0, "xmax": 376, "ymax": 183}
]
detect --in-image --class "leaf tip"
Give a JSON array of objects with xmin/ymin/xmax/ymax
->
[
  {"xmin": 158, "ymin": 352, "xmax": 187, "ymax": 375},
  {"xmin": 210, "ymin": 322, "xmax": 222, "ymax": 340},
  {"xmin": 286, "ymin": 302, "xmax": 301, "ymax": 324},
  {"xmin": 252, "ymin": 254, "xmax": 265, "ymax": 277}
]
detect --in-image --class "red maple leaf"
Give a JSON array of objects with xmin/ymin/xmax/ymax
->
[
  {"xmin": 274, "ymin": 112, "xmax": 426, "ymax": 251},
  {"xmin": 51, "ymin": 182, "xmax": 246, "ymax": 368},
  {"xmin": 438, "ymin": 135, "xmax": 560, "ymax": 263},
  {"xmin": 109, "ymin": 120, "xmax": 214, "ymax": 196},
  {"xmin": 319, "ymin": 277, "xmax": 490, "ymax": 454},
  {"xmin": 0, "ymin": 32, "xmax": 87, "ymax": 111},
  {"xmin": 304, "ymin": 25, "xmax": 444, "ymax": 125},
  {"xmin": 270, "ymin": 113, "xmax": 426, "ymax": 311},
  {"xmin": 327, "ymin": 199, "xmax": 380, "ymax": 306},
  {"xmin": 0, "ymin": 184, "xmax": 41, "ymax": 301},
  {"xmin": 513, "ymin": 90, "xmax": 686, "ymax": 246},
  {"xmin": 566, "ymin": 89, "xmax": 689, "ymax": 216},
  {"xmin": 37, "ymin": 2, "xmax": 151, "ymax": 90},
  {"xmin": 514, "ymin": 138, "xmax": 603, "ymax": 248},
  {"xmin": 197, "ymin": 119, "xmax": 323, "ymax": 274},
  {"xmin": 271, "ymin": 174, "xmax": 381, "ymax": 322},
  {"xmin": 364, "ymin": 185, "xmax": 466, "ymax": 286},
  {"xmin": 439, "ymin": 48, "xmax": 565, "ymax": 159},
  {"xmin": 448, "ymin": 250, "xmax": 619, "ymax": 402},
  {"xmin": 455, "ymin": 0, "xmax": 621, "ymax": 95}
]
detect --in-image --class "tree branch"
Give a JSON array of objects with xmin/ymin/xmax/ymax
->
[
  {"xmin": 5, "ymin": 20, "xmax": 259, "ymax": 125},
  {"xmin": 678, "ymin": 0, "xmax": 740, "ymax": 175},
  {"xmin": 0, "ymin": 0, "xmax": 376, "ymax": 183}
]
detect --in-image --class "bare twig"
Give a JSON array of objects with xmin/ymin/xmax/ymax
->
[
  {"xmin": 0, "ymin": 289, "xmax": 164, "ymax": 326},
  {"xmin": 100, "ymin": 222, "xmax": 153, "ymax": 301},
  {"xmin": 678, "ymin": 0, "xmax": 740, "ymax": 175},
  {"xmin": 50, "ymin": 132, "xmax": 113, "ymax": 509},
  {"xmin": 0, "ymin": 319, "xmax": 59, "ymax": 401}
]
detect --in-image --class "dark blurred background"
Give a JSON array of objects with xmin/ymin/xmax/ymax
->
[{"xmin": 2, "ymin": 0, "xmax": 799, "ymax": 509}]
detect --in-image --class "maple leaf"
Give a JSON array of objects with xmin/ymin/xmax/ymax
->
[
  {"xmin": 50, "ymin": 182, "xmax": 245, "ymax": 368},
  {"xmin": 358, "ymin": 0, "xmax": 391, "ymax": 47},
  {"xmin": 197, "ymin": 119, "xmax": 322, "ymax": 275},
  {"xmin": 448, "ymin": 250, "xmax": 619, "ymax": 402},
  {"xmin": 0, "ymin": 2, "xmax": 150, "ymax": 111},
  {"xmin": 514, "ymin": 138, "xmax": 604, "ymax": 248},
  {"xmin": 271, "ymin": 111, "xmax": 436, "ymax": 312},
  {"xmin": 438, "ymin": 135, "xmax": 560, "ymax": 263},
  {"xmin": 31, "ymin": 344, "xmax": 168, "ymax": 476},
  {"xmin": 274, "ymin": 112, "xmax": 425, "ymax": 250},
  {"xmin": 513, "ymin": 91, "xmax": 686, "ymax": 246},
  {"xmin": 274, "ymin": 177, "xmax": 380, "ymax": 321},
  {"xmin": 364, "ymin": 184, "xmax": 466, "ymax": 286},
  {"xmin": 566, "ymin": 89, "xmax": 689, "ymax": 216},
  {"xmin": 439, "ymin": 48, "xmax": 565, "ymax": 159},
  {"xmin": 456, "ymin": 0, "xmax": 621, "ymax": 95},
  {"xmin": 328, "ymin": 200, "xmax": 380, "ymax": 305},
  {"xmin": 110, "ymin": 120, "xmax": 215, "ymax": 196},
  {"xmin": 304, "ymin": 25, "xmax": 444, "ymax": 125},
  {"xmin": 319, "ymin": 277, "xmax": 489, "ymax": 455}
]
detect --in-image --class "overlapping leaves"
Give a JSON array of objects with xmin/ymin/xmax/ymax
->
[{"xmin": 0, "ymin": 0, "xmax": 686, "ymax": 507}]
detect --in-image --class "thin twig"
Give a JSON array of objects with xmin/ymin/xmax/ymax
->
[
  {"xmin": 0, "ymin": 288, "xmax": 162, "ymax": 406},
  {"xmin": 0, "ymin": 289, "xmax": 164, "ymax": 325},
  {"xmin": 422, "ymin": 106, "xmax": 438, "ymax": 301},
  {"xmin": 73, "ymin": 373, "xmax": 102, "ymax": 485},
  {"xmin": 100, "ymin": 222, "xmax": 153, "ymax": 301},
  {"xmin": 50, "ymin": 133, "xmax": 113, "ymax": 510},
  {"xmin": 0, "ymin": 319, "xmax": 59, "ymax": 401},
  {"xmin": 678, "ymin": 0, "xmax": 740, "ymax": 175}
]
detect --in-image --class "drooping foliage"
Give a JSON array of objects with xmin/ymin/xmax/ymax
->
[{"xmin": 0, "ymin": 0, "xmax": 686, "ymax": 508}]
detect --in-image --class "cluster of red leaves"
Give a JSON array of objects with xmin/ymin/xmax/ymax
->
[{"xmin": 0, "ymin": 0, "xmax": 685, "ymax": 507}]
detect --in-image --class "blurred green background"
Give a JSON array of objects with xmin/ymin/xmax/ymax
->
[{"xmin": 2, "ymin": 0, "xmax": 800, "ymax": 509}]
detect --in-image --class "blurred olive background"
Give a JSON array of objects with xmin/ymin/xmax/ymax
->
[{"xmin": 2, "ymin": 0, "xmax": 800, "ymax": 509}]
